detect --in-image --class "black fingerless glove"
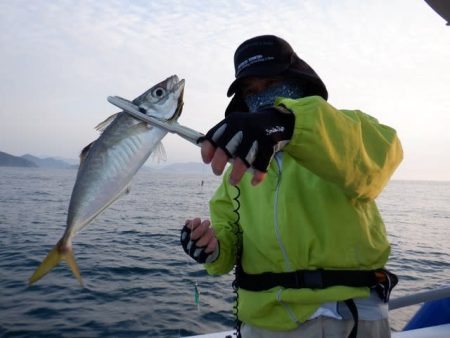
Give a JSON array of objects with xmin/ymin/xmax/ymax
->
[
  {"xmin": 180, "ymin": 224, "xmax": 219, "ymax": 264},
  {"xmin": 200, "ymin": 106, "xmax": 295, "ymax": 171}
]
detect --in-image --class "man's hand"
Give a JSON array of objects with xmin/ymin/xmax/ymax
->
[
  {"xmin": 200, "ymin": 107, "xmax": 295, "ymax": 186},
  {"xmin": 201, "ymin": 141, "xmax": 267, "ymax": 186},
  {"xmin": 180, "ymin": 218, "xmax": 219, "ymax": 264}
]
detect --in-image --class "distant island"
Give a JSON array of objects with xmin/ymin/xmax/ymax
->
[
  {"xmin": 0, "ymin": 150, "xmax": 207, "ymax": 173},
  {"xmin": 0, "ymin": 151, "xmax": 74, "ymax": 169},
  {"xmin": 0, "ymin": 151, "xmax": 38, "ymax": 168}
]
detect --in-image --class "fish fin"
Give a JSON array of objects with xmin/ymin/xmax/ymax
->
[
  {"xmin": 93, "ymin": 185, "xmax": 131, "ymax": 220},
  {"xmin": 150, "ymin": 142, "xmax": 167, "ymax": 163},
  {"xmin": 118, "ymin": 185, "xmax": 131, "ymax": 198},
  {"xmin": 65, "ymin": 249, "xmax": 83, "ymax": 286},
  {"xmin": 95, "ymin": 113, "xmax": 119, "ymax": 132},
  {"xmin": 79, "ymin": 142, "xmax": 94, "ymax": 167},
  {"xmin": 79, "ymin": 113, "xmax": 118, "ymax": 166},
  {"xmin": 29, "ymin": 244, "xmax": 83, "ymax": 286},
  {"xmin": 29, "ymin": 244, "xmax": 62, "ymax": 285}
]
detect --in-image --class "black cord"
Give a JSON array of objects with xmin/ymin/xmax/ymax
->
[{"xmin": 231, "ymin": 185, "xmax": 242, "ymax": 338}]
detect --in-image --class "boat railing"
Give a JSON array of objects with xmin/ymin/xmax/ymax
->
[{"xmin": 389, "ymin": 285, "xmax": 450, "ymax": 310}]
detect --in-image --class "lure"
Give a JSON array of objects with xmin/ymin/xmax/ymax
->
[{"xmin": 194, "ymin": 282, "xmax": 200, "ymax": 310}]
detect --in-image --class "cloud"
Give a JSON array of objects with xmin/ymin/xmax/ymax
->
[{"xmin": 0, "ymin": 0, "xmax": 449, "ymax": 180}]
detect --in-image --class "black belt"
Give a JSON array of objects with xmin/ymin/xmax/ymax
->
[{"xmin": 236, "ymin": 267, "xmax": 394, "ymax": 293}]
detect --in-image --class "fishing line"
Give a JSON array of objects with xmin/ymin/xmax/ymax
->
[
  {"xmin": 194, "ymin": 281, "xmax": 200, "ymax": 311},
  {"xmin": 231, "ymin": 185, "xmax": 243, "ymax": 338},
  {"xmin": 200, "ymin": 163, "xmax": 206, "ymax": 192},
  {"xmin": 188, "ymin": 220, "xmax": 201, "ymax": 312},
  {"xmin": 191, "ymin": 163, "xmax": 208, "ymax": 309}
]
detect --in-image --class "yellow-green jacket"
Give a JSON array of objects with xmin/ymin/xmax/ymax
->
[{"xmin": 205, "ymin": 96, "xmax": 403, "ymax": 330}]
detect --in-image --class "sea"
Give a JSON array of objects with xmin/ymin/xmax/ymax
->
[{"xmin": 0, "ymin": 167, "xmax": 449, "ymax": 338}]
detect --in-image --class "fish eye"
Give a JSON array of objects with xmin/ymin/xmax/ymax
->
[{"xmin": 153, "ymin": 87, "xmax": 166, "ymax": 98}]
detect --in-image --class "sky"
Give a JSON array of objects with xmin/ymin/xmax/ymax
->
[{"xmin": 0, "ymin": 0, "xmax": 449, "ymax": 181}]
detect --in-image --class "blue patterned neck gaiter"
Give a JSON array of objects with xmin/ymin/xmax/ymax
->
[{"xmin": 244, "ymin": 81, "xmax": 305, "ymax": 113}]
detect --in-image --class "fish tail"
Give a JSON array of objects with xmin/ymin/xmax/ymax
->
[
  {"xmin": 29, "ymin": 244, "xmax": 83, "ymax": 286},
  {"xmin": 65, "ymin": 248, "xmax": 83, "ymax": 286}
]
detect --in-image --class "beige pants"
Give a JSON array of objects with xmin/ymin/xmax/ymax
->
[{"xmin": 241, "ymin": 317, "xmax": 391, "ymax": 338}]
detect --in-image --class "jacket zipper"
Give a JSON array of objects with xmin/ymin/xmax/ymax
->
[
  {"xmin": 274, "ymin": 152, "xmax": 293, "ymax": 272},
  {"xmin": 274, "ymin": 153, "xmax": 299, "ymax": 324}
]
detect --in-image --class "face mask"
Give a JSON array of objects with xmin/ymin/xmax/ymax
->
[{"xmin": 244, "ymin": 81, "xmax": 305, "ymax": 113}]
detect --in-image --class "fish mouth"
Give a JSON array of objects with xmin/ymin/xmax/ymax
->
[{"xmin": 169, "ymin": 77, "xmax": 185, "ymax": 121}]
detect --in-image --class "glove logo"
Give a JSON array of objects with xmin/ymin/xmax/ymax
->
[{"xmin": 265, "ymin": 126, "xmax": 285, "ymax": 136}]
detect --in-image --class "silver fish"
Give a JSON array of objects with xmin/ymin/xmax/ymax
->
[{"xmin": 29, "ymin": 75, "xmax": 185, "ymax": 286}]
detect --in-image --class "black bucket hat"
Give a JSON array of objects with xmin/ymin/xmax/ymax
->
[{"xmin": 225, "ymin": 35, "xmax": 328, "ymax": 115}]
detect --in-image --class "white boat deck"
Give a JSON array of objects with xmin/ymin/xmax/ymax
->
[
  {"xmin": 183, "ymin": 324, "xmax": 450, "ymax": 338},
  {"xmin": 392, "ymin": 324, "xmax": 450, "ymax": 337}
]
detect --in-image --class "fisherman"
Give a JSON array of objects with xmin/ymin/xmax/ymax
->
[{"xmin": 181, "ymin": 35, "xmax": 403, "ymax": 338}]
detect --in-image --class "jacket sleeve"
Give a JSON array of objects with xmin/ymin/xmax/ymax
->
[
  {"xmin": 279, "ymin": 96, "xmax": 403, "ymax": 200},
  {"xmin": 204, "ymin": 171, "xmax": 241, "ymax": 275}
]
